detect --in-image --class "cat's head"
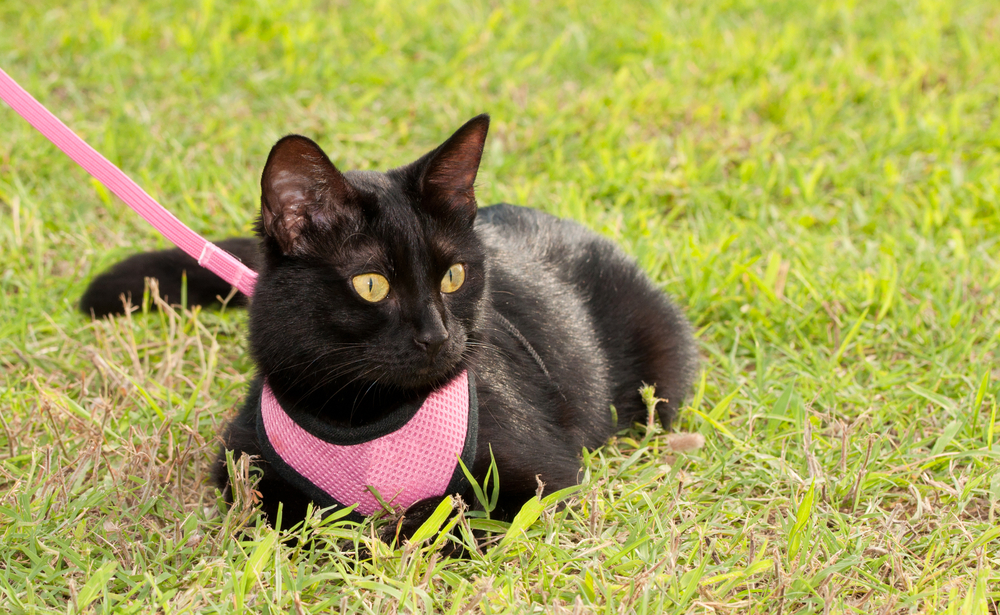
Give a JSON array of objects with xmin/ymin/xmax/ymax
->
[{"xmin": 247, "ymin": 116, "xmax": 491, "ymax": 412}]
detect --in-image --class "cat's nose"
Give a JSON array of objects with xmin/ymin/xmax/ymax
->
[
  {"xmin": 414, "ymin": 329, "xmax": 449, "ymax": 357},
  {"xmin": 415, "ymin": 304, "xmax": 449, "ymax": 357}
]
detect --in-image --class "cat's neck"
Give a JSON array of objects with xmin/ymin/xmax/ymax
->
[{"xmin": 263, "ymin": 374, "xmax": 430, "ymax": 428}]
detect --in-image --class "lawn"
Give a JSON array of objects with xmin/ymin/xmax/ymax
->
[{"xmin": 2, "ymin": 0, "xmax": 999, "ymax": 612}]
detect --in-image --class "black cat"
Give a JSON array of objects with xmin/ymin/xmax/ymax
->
[{"xmin": 81, "ymin": 115, "xmax": 697, "ymax": 537}]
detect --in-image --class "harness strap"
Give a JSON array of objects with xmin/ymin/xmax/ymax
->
[
  {"xmin": 0, "ymin": 68, "xmax": 257, "ymax": 296},
  {"xmin": 494, "ymin": 311, "xmax": 566, "ymax": 401}
]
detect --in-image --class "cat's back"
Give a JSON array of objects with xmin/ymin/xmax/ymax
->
[
  {"xmin": 476, "ymin": 203, "xmax": 667, "ymax": 313},
  {"xmin": 476, "ymin": 203, "xmax": 696, "ymax": 427}
]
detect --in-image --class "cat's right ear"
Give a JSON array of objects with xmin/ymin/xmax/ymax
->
[
  {"xmin": 260, "ymin": 135, "xmax": 357, "ymax": 255},
  {"xmin": 419, "ymin": 114, "xmax": 490, "ymax": 225}
]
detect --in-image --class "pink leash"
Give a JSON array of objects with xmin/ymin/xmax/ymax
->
[{"xmin": 0, "ymin": 68, "xmax": 257, "ymax": 296}]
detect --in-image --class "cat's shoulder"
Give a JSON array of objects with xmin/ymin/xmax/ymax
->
[
  {"xmin": 476, "ymin": 203, "xmax": 630, "ymax": 272},
  {"xmin": 476, "ymin": 203, "xmax": 599, "ymax": 251},
  {"xmin": 477, "ymin": 203, "xmax": 578, "ymax": 232}
]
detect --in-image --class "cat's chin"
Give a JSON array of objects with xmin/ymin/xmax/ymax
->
[{"xmin": 380, "ymin": 361, "xmax": 465, "ymax": 392}]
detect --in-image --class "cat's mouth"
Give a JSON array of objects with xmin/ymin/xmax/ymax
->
[{"xmin": 380, "ymin": 343, "xmax": 466, "ymax": 390}]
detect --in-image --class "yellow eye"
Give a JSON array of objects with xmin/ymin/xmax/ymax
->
[
  {"xmin": 352, "ymin": 273, "xmax": 390, "ymax": 302},
  {"xmin": 441, "ymin": 264, "xmax": 466, "ymax": 294}
]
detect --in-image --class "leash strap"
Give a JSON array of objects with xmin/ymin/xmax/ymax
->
[{"xmin": 0, "ymin": 67, "xmax": 257, "ymax": 296}]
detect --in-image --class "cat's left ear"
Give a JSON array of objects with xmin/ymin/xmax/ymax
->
[{"xmin": 419, "ymin": 114, "xmax": 490, "ymax": 224}]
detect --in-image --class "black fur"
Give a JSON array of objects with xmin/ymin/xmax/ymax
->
[{"xmin": 80, "ymin": 115, "xmax": 697, "ymax": 534}]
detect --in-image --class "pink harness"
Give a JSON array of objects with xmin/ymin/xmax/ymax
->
[
  {"xmin": 1, "ymin": 68, "xmax": 478, "ymax": 516},
  {"xmin": 259, "ymin": 371, "xmax": 477, "ymax": 516}
]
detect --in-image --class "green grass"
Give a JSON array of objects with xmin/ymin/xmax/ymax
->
[{"xmin": 2, "ymin": 0, "xmax": 1000, "ymax": 612}]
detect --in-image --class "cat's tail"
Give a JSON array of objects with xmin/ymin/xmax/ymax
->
[{"xmin": 79, "ymin": 237, "xmax": 260, "ymax": 318}]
